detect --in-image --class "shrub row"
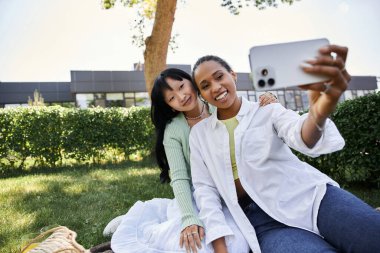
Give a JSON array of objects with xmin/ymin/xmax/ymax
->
[
  {"xmin": 0, "ymin": 106, "xmax": 154, "ymax": 171},
  {"xmin": 1, "ymin": 92, "xmax": 379, "ymax": 186},
  {"xmin": 295, "ymin": 91, "xmax": 380, "ymax": 187}
]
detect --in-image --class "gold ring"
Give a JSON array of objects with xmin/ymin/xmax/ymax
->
[{"xmin": 191, "ymin": 231, "xmax": 198, "ymax": 234}]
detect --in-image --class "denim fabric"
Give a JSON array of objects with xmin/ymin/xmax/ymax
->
[
  {"xmin": 243, "ymin": 185, "xmax": 380, "ymax": 253},
  {"xmin": 317, "ymin": 185, "xmax": 380, "ymax": 253},
  {"xmin": 243, "ymin": 198, "xmax": 337, "ymax": 253}
]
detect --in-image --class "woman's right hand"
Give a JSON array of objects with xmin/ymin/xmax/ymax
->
[
  {"xmin": 299, "ymin": 45, "xmax": 350, "ymax": 147},
  {"xmin": 301, "ymin": 45, "xmax": 350, "ymax": 120},
  {"xmin": 180, "ymin": 224, "xmax": 205, "ymax": 253}
]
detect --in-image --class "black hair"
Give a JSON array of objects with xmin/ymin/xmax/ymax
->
[
  {"xmin": 150, "ymin": 68, "xmax": 195, "ymax": 183},
  {"xmin": 191, "ymin": 55, "xmax": 233, "ymax": 86}
]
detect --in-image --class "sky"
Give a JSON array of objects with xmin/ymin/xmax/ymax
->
[{"xmin": 0, "ymin": 0, "xmax": 379, "ymax": 82}]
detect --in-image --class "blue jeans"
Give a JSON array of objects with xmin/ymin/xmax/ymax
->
[{"xmin": 242, "ymin": 185, "xmax": 380, "ymax": 253}]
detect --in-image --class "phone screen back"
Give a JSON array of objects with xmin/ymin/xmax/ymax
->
[{"xmin": 249, "ymin": 38, "xmax": 330, "ymax": 91}]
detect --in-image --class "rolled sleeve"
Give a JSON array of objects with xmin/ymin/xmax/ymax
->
[
  {"xmin": 272, "ymin": 104, "xmax": 345, "ymax": 157},
  {"xmin": 292, "ymin": 113, "xmax": 345, "ymax": 157}
]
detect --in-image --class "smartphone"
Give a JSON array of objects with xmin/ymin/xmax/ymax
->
[{"xmin": 248, "ymin": 38, "xmax": 330, "ymax": 91}]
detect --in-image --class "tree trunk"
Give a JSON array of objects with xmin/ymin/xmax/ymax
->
[{"xmin": 144, "ymin": 0, "xmax": 177, "ymax": 96}]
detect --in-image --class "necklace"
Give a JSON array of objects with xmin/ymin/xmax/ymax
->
[{"xmin": 184, "ymin": 102, "xmax": 205, "ymax": 120}]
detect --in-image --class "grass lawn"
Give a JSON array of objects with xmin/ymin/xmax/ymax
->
[
  {"xmin": 1, "ymin": 159, "xmax": 379, "ymax": 252},
  {"xmin": 0, "ymin": 159, "xmax": 173, "ymax": 252}
]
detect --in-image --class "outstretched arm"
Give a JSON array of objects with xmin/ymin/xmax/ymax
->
[{"xmin": 300, "ymin": 45, "xmax": 350, "ymax": 148}]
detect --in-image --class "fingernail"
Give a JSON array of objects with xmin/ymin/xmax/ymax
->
[
  {"xmin": 304, "ymin": 59, "xmax": 316, "ymax": 64},
  {"xmin": 300, "ymin": 62, "xmax": 312, "ymax": 69}
]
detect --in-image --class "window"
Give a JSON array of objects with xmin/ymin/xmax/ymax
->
[
  {"xmin": 4, "ymin": 104, "xmax": 28, "ymax": 108},
  {"xmin": 237, "ymin": 91, "xmax": 248, "ymax": 99},
  {"xmin": 124, "ymin": 92, "xmax": 135, "ymax": 107},
  {"xmin": 135, "ymin": 92, "xmax": 150, "ymax": 107},
  {"xmin": 344, "ymin": 90, "xmax": 353, "ymax": 100},
  {"xmin": 248, "ymin": 91, "xmax": 257, "ymax": 102},
  {"xmin": 301, "ymin": 91, "xmax": 309, "ymax": 109},
  {"xmin": 94, "ymin": 93, "xmax": 106, "ymax": 107},
  {"xmin": 51, "ymin": 102, "xmax": 76, "ymax": 108},
  {"xmin": 285, "ymin": 90, "xmax": 296, "ymax": 110},
  {"xmin": 106, "ymin": 93, "xmax": 124, "ymax": 107},
  {"xmin": 295, "ymin": 94, "xmax": 303, "ymax": 111},
  {"xmin": 76, "ymin": 94, "xmax": 94, "ymax": 108},
  {"xmin": 278, "ymin": 94, "xmax": 286, "ymax": 107}
]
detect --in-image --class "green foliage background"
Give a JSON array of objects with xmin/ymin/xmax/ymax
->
[
  {"xmin": 1, "ymin": 92, "xmax": 379, "ymax": 187},
  {"xmin": 0, "ymin": 106, "xmax": 154, "ymax": 173},
  {"xmin": 295, "ymin": 91, "xmax": 380, "ymax": 187}
]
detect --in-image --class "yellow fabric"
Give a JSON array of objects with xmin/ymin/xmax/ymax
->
[
  {"xmin": 221, "ymin": 117, "xmax": 239, "ymax": 180},
  {"xmin": 21, "ymin": 243, "xmax": 39, "ymax": 253},
  {"xmin": 20, "ymin": 226, "xmax": 89, "ymax": 253}
]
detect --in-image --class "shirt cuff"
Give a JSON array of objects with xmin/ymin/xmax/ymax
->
[
  {"xmin": 181, "ymin": 216, "xmax": 204, "ymax": 230},
  {"xmin": 205, "ymin": 225, "xmax": 234, "ymax": 247},
  {"xmin": 293, "ymin": 113, "xmax": 345, "ymax": 157}
]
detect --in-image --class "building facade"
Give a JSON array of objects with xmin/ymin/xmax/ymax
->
[{"xmin": 0, "ymin": 65, "xmax": 378, "ymax": 111}]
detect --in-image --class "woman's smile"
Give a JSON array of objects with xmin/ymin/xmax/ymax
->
[{"xmin": 215, "ymin": 90, "xmax": 228, "ymax": 102}]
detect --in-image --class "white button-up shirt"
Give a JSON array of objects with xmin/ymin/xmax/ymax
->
[{"xmin": 190, "ymin": 97, "xmax": 345, "ymax": 253}]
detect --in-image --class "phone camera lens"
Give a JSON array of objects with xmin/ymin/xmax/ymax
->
[
  {"xmin": 268, "ymin": 78, "xmax": 275, "ymax": 86},
  {"xmin": 261, "ymin": 69, "xmax": 268, "ymax": 76},
  {"xmin": 258, "ymin": 80, "xmax": 266, "ymax": 87}
]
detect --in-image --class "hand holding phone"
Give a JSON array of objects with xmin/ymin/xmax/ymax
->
[{"xmin": 249, "ymin": 38, "xmax": 330, "ymax": 91}]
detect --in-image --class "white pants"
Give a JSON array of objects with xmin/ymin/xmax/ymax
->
[{"xmin": 111, "ymin": 198, "xmax": 249, "ymax": 253}]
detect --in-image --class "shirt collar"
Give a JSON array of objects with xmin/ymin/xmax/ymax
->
[{"xmin": 210, "ymin": 96, "xmax": 253, "ymax": 129}]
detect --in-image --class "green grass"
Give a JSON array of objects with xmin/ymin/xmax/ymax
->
[
  {"xmin": 0, "ymin": 160, "xmax": 379, "ymax": 253},
  {"xmin": 0, "ymin": 159, "xmax": 173, "ymax": 252}
]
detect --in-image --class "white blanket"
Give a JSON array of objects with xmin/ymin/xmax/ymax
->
[{"xmin": 111, "ymin": 198, "xmax": 249, "ymax": 253}]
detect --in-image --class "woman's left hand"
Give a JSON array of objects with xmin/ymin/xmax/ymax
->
[
  {"xmin": 180, "ymin": 224, "xmax": 205, "ymax": 253},
  {"xmin": 259, "ymin": 92, "xmax": 279, "ymax": 106},
  {"xmin": 300, "ymin": 44, "xmax": 350, "ymax": 121}
]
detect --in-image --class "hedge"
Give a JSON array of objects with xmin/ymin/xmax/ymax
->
[
  {"xmin": 1, "ymin": 92, "xmax": 379, "ymax": 187},
  {"xmin": 295, "ymin": 91, "xmax": 380, "ymax": 187},
  {"xmin": 0, "ymin": 106, "xmax": 154, "ymax": 171}
]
